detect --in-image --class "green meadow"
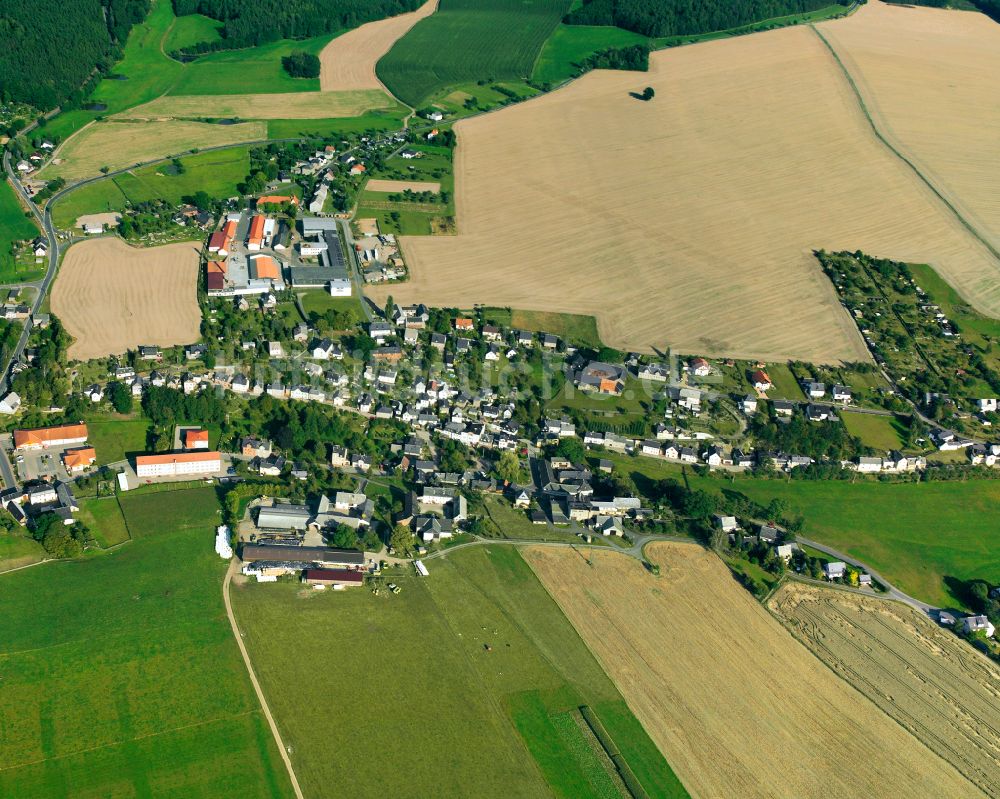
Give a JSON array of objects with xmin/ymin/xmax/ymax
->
[
  {"xmin": 376, "ymin": 0, "xmax": 570, "ymax": 106},
  {"xmin": 840, "ymin": 411, "xmax": 908, "ymax": 452},
  {"xmin": 0, "ymin": 487, "xmax": 294, "ymax": 797},
  {"xmin": 232, "ymin": 545, "xmax": 688, "ymax": 798},
  {"xmin": 162, "ymin": 13, "xmax": 223, "ymax": 52},
  {"xmin": 532, "ymin": 24, "xmax": 651, "ymax": 85},
  {"xmin": 52, "ymin": 146, "xmax": 250, "ymax": 228},
  {"xmin": 0, "ymin": 178, "xmax": 41, "ymax": 282},
  {"xmin": 167, "ymin": 35, "xmax": 332, "ymax": 96}
]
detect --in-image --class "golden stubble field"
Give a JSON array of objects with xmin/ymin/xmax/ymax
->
[
  {"xmin": 120, "ymin": 90, "xmax": 392, "ymax": 121},
  {"xmin": 40, "ymin": 119, "xmax": 266, "ymax": 181},
  {"xmin": 374, "ymin": 21, "xmax": 1000, "ymax": 362},
  {"xmin": 819, "ymin": 1, "xmax": 1000, "ymax": 254},
  {"xmin": 523, "ymin": 543, "xmax": 984, "ymax": 799},
  {"xmin": 319, "ymin": 0, "xmax": 437, "ymax": 92},
  {"xmin": 769, "ymin": 582, "xmax": 1000, "ymax": 798},
  {"xmin": 52, "ymin": 238, "xmax": 202, "ymax": 360}
]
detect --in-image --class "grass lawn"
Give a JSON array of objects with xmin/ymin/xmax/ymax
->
[
  {"xmin": 763, "ymin": 362, "xmax": 805, "ymax": 400},
  {"xmin": 52, "ymin": 146, "xmax": 250, "ymax": 228},
  {"xmin": 840, "ymin": 411, "xmax": 908, "ymax": 452},
  {"xmin": 353, "ymin": 203, "xmax": 441, "ymax": 235},
  {"xmin": 298, "ymin": 291, "xmax": 364, "ymax": 326},
  {"xmin": 169, "ymin": 35, "xmax": 331, "ymax": 96},
  {"xmin": 482, "ymin": 494, "xmax": 579, "ymax": 542},
  {"xmin": 232, "ymin": 545, "xmax": 687, "ymax": 798},
  {"xmin": 119, "ymin": 485, "xmax": 223, "ymax": 535},
  {"xmin": 532, "ymin": 24, "xmax": 651, "ymax": 85},
  {"xmin": 376, "ymin": 0, "xmax": 569, "ymax": 107},
  {"xmin": 77, "ymin": 496, "xmax": 131, "ymax": 547},
  {"xmin": 0, "ymin": 178, "xmax": 42, "ymax": 283},
  {"xmin": 0, "ymin": 534, "xmax": 46, "ymax": 571},
  {"xmin": 510, "ymin": 309, "xmax": 601, "ymax": 347},
  {"xmin": 84, "ymin": 415, "xmax": 151, "ymax": 465},
  {"xmin": 0, "ymin": 487, "xmax": 293, "ymax": 798},
  {"xmin": 163, "ymin": 13, "xmax": 223, "ymax": 52}
]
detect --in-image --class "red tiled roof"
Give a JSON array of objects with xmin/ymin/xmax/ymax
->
[
  {"xmin": 14, "ymin": 423, "xmax": 88, "ymax": 448},
  {"xmin": 63, "ymin": 446, "xmax": 96, "ymax": 468},
  {"xmin": 184, "ymin": 429, "xmax": 209, "ymax": 446},
  {"xmin": 136, "ymin": 451, "xmax": 221, "ymax": 466}
]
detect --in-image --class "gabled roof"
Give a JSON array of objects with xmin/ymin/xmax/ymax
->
[{"xmin": 14, "ymin": 423, "xmax": 88, "ymax": 448}]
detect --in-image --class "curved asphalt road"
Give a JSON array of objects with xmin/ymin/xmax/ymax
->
[{"xmin": 796, "ymin": 535, "xmax": 935, "ymax": 614}]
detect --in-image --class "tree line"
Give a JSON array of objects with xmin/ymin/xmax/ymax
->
[
  {"xmin": 0, "ymin": 0, "xmax": 148, "ymax": 110},
  {"xmin": 565, "ymin": 0, "xmax": 848, "ymax": 37},
  {"xmin": 169, "ymin": 0, "xmax": 421, "ymax": 51}
]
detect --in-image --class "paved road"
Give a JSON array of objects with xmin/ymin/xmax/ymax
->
[
  {"xmin": 797, "ymin": 535, "xmax": 935, "ymax": 615},
  {"xmin": 222, "ymin": 560, "xmax": 305, "ymax": 799},
  {"xmin": 2, "ymin": 151, "xmax": 60, "ymax": 400},
  {"xmin": 0, "ymin": 445, "xmax": 17, "ymax": 491}
]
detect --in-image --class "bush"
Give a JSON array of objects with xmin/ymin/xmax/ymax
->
[{"xmin": 281, "ymin": 51, "xmax": 321, "ymax": 79}]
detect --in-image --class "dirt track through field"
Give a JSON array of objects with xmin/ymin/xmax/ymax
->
[
  {"xmin": 371, "ymin": 21, "xmax": 1000, "ymax": 362},
  {"xmin": 52, "ymin": 238, "xmax": 201, "ymax": 360},
  {"xmin": 818, "ymin": 1, "xmax": 1000, "ymax": 255},
  {"xmin": 523, "ymin": 543, "xmax": 984, "ymax": 799},
  {"xmin": 320, "ymin": 0, "xmax": 438, "ymax": 93},
  {"xmin": 770, "ymin": 583, "xmax": 1000, "ymax": 798}
]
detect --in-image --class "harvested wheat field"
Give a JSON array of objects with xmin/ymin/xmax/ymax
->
[
  {"xmin": 523, "ymin": 543, "xmax": 984, "ymax": 799},
  {"xmin": 121, "ymin": 90, "xmax": 392, "ymax": 121},
  {"xmin": 40, "ymin": 119, "xmax": 266, "ymax": 181},
  {"xmin": 365, "ymin": 178, "xmax": 440, "ymax": 193},
  {"xmin": 769, "ymin": 582, "xmax": 1000, "ymax": 797},
  {"xmin": 371, "ymin": 23, "xmax": 1000, "ymax": 362},
  {"xmin": 819, "ymin": 1, "xmax": 1000, "ymax": 253},
  {"xmin": 52, "ymin": 238, "xmax": 201, "ymax": 360},
  {"xmin": 320, "ymin": 0, "xmax": 437, "ymax": 93}
]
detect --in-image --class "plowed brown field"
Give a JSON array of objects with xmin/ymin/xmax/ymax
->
[
  {"xmin": 319, "ymin": 0, "xmax": 438, "ymax": 93},
  {"xmin": 523, "ymin": 543, "xmax": 985, "ymax": 799},
  {"xmin": 52, "ymin": 238, "xmax": 201, "ymax": 360},
  {"xmin": 770, "ymin": 582, "xmax": 1000, "ymax": 798},
  {"xmin": 374, "ymin": 21, "xmax": 1000, "ymax": 362},
  {"xmin": 819, "ymin": 1, "xmax": 1000, "ymax": 254}
]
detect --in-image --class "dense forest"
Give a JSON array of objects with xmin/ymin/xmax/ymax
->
[
  {"xmin": 170, "ymin": 0, "xmax": 421, "ymax": 51},
  {"xmin": 0, "ymin": 0, "xmax": 148, "ymax": 110},
  {"xmin": 565, "ymin": 0, "xmax": 849, "ymax": 37},
  {"xmin": 885, "ymin": 0, "xmax": 1000, "ymax": 22}
]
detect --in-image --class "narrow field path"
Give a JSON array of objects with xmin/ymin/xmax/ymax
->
[
  {"xmin": 811, "ymin": 23, "xmax": 1000, "ymax": 267},
  {"xmin": 222, "ymin": 559, "xmax": 305, "ymax": 799}
]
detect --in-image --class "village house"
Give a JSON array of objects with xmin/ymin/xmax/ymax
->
[
  {"xmin": 573, "ymin": 361, "xmax": 626, "ymax": 396},
  {"xmin": 62, "ymin": 446, "xmax": 96, "ymax": 474},
  {"xmin": 751, "ymin": 370, "xmax": 772, "ymax": 391},
  {"xmin": 689, "ymin": 357, "xmax": 711, "ymax": 377}
]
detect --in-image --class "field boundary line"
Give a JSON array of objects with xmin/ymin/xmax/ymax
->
[
  {"xmin": 0, "ymin": 709, "xmax": 260, "ymax": 773},
  {"xmin": 223, "ymin": 560, "xmax": 305, "ymax": 799},
  {"xmin": 0, "ymin": 557, "xmax": 53, "ymax": 576},
  {"xmin": 810, "ymin": 24, "xmax": 1000, "ymax": 267}
]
